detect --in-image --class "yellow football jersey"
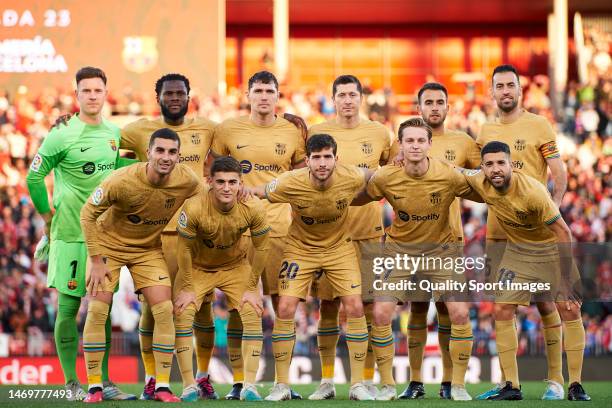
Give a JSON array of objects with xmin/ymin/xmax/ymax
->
[
  {"xmin": 308, "ymin": 119, "xmax": 391, "ymax": 240},
  {"xmin": 366, "ymin": 158, "xmax": 473, "ymax": 244},
  {"xmin": 211, "ymin": 116, "xmax": 306, "ymax": 237},
  {"xmin": 476, "ymin": 111, "xmax": 558, "ymax": 185},
  {"xmin": 120, "ymin": 117, "xmax": 216, "ymax": 232},
  {"xmin": 176, "ymin": 190, "xmax": 270, "ymax": 271},
  {"xmin": 265, "ymin": 163, "xmax": 365, "ymax": 250},
  {"xmin": 463, "ymin": 170, "xmax": 560, "ymax": 245},
  {"xmin": 477, "ymin": 111, "xmax": 559, "ymax": 239},
  {"xmin": 429, "ymin": 129, "xmax": 481, "ymax": 242},
  {"xmin": 81, "ymin": 162, "xmax": 201, "ymax": 256}
]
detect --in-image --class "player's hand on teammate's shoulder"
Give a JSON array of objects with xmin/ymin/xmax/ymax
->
[
  {"xmin": 238, "ymin": 185, "xmax": 255, "ymax": 202},
  {"xmin": 241, "ymin": 290, "xmax": 264, "ymax": 317},
  {"xmin": 86, "ymin": 256, "xmax": 111, "ymax": 297},
  {"xmin": 173, "ymin": 290, "xmax": 196, "ymax": 315},
  {"xmin": 50, "ymin": 113, "xmax": 73, "ymax": 130},
  {"xmin": 391, "ymin": 149, "xmax": 404, "ymax": 166}
]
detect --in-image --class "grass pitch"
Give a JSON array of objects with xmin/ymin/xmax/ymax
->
[{"xmin": 0, "ymin": 382, "xmax": 610, "ymax": 407}]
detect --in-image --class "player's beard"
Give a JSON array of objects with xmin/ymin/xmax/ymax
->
[
  {"xmin": 424, "ymin": 112, "xmax": 446, "ymax": 129},
  {"xmin": 160, "ymin": 102, "xmax": 188, "ymax": 122},
  {"xmin": 489, "ymin": 173, "xmax": 511, "ymax": 191},
  {"xmin": 497, "ymin": 97, "xmax": 518, "ymax": 113}
]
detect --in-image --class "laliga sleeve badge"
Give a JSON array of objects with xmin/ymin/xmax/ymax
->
[
  {"xmin": 462, "ymin": 169, "xmax": 481, "ymax": 176},
  {"xmin": 92, "ymin": 187, "xmax": 104, "ymax": 205},
  {"xmin": 178, "ymin": 210, "xmax": 188, "ymax": 229},
  {"xmin": 30, "ymin": 154, "xmax": 43, "ymax": 172}
]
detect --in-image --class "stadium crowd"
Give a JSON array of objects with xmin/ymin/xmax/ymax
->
[{"xmin": 0, "ymin": 40, "xmax": 610, "ymax": 359}]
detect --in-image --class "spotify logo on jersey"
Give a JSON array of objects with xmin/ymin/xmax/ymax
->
[
  {"xmin": 301, "ymin": 216, "xmax": 315, "ymax": 225},
  {"xmin": 127, "ymin": 214, "xmax": 141, "ymax": 224},
  {"xmin": 82, "ymin": 162, "xmax": 96, "ymax": 175},
  {"xmin": 398, "ymin": 211, "xmax": 410, "ymax": 221},
  {"xmin": 240, "ymin": 160, "xmax": 252, "ymax": 174}
]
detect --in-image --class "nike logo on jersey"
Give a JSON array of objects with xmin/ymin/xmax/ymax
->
[
  {"xmin": 80, "ymin": 147, "xmax": 92, "ymax": 152},
  {"xmin": 351, "ymin": 284, "xmax": 360, "ymax": 288},
  {"xmin": 236, "ymin": 144, "xmax": 249, "ymax": 149},
  {"xmin": 159, "ymin": 276, "xmax": 168, "ymax": 280},
  {"xmin": 297, "ymin": 205, "xmax": 309, "ymax": 209},
  {"xmin": 393, "ymin": 195, "xmax": 404, "ymax": 200}
]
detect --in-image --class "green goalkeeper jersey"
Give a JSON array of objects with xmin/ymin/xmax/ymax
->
[{"xmin": 27, "ymin": 115, "xmax": 123, "ymax": 242}]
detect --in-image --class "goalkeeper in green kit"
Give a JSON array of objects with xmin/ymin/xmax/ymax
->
[{"xmin": 26, "ymin": 67, "xmax": 136, "ymax": 401}]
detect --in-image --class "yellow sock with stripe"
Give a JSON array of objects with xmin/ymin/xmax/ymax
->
[
  {"xmin": 563, "ymin": 318, "xmax": 585, "ymax": 384},
  {"xmin": 437, "ymin": 312, "xmax": 453, "ymax": 383},
  {"xmin": 495, "ymin": 318, "xmax": 520, "ymax": 388},
  {"xmin": 83, "ymin": 300, "xmax": 109, "ymax": 390},
  {"xmin": 151, "ymin": 300, "xmax": 175, "ymax": 388},
  {"xmin": 138, "ymin": 301, "xmax": 156, "ymax": 379},
  {"xmin": 449, "ymin": 322, "xmax": 473, "ymax": 386},
  {"xmin": 175, "ymin": 305, "xmax": 196, "ymax": 387},
  {"xmin": 346, "ymin": 316, "xmax": 368, "ymax": 385},
  {"xmin": 363, "ymin": 303, "xmax": 375, "ymax": 382},
  {"xmin": 407, "ymin": 311, "xmax": 427, "ymax": 382},
  {"xmin": 371, "ymin": 324, "xmax": 395, "ymax": 386},
  {"xmin": 272, "ymin": 317, "xmax": 295, "ymax": 384},
  {"xmin": 193, "ymin": 302, "xmax": 215, "ymax": 378},
  {"xmin": 240, "ymin": 304, "xmax": 263, "ymax": 384},
  {"xmin": 542, "ymin": 310, "xmax": 563, "ymax": 385},
  {"xmin": 317, "ymin": 307, "xmax": 340, "ymax": 381},
  {"xmin": 227, "ymin": 309, "xmax": 244, "ymax": 384}
]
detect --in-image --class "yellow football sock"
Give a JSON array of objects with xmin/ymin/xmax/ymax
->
[
  {"xmin": 83, "ymin": 300, "xmax": 109, "ymax": 389},
  {"xmin": 346, "ymin": 316, "xmax": 368, "ymax": 385},
  {"xmin": 151, "ymin": 300, "xmax": 175, "ymax": 387},
  {"xmin": 363, "ymin": 303, "xmax": 375, "ymax": 382},
  {"xmin": 317, "ymin": 306, "xmax": 340, "ymax": 380},
  {"xmin": 371, "ymin": 324, "xmax": 395, "ymax": 386},
  {"xmin": 240, "ymin": 304, "xmax": 263, "ymax": 384},
  {"xmin": 542, "ymin": 311, "xmax": 563, "ymax": 385},
  {"xmin": 495, "ymin": 318, "xmax": 519, "ymax": 388},
  {"xmin": 139, "ymin": 301, "xmax": 156, "ymax": 379},
  {"xmin": 272, "ymin": 317, "xmax": 295, "ymax": 384},
  {"xmin": 227, "ymin": 309, "xmax": 244, "ymax": 383},
  {"xmin": 407, "ymin": 311, "xmax": 427, "ymax": 383},
  {"xmin": 449, "ymin": 322, "xmax": 473, "ymax": 386},
  {"xmin": 563, "ymin": 318, "xmax": 585, "ymax": 384},
  {"xmin": 175, "ymin": 304, "xmax": 196, "ymax": 387},
  {"xmin": 437, "ymin": 312, "xmax": 453, "ymax": 383},
  {"xmin": 193, "ymin": 302, "xmax": 214, "ymax": 375}
]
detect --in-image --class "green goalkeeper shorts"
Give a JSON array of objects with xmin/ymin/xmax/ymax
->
[{"xmin": 48, "ymin": 241, "xmax": 120, "ymax": 297}]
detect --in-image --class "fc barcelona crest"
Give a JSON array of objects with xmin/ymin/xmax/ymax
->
[
  {"xmin": 430, "ymin": 192, "xmax": 441, "ymax": 205},
  {"xmin": 445, "ymin": 149, "xmax": 456, "ymax": 162},
  {"xmin": 275, "ymin": 143, "xmax": 286, "ymax": 155},
  {"xmin": 361, "ymin": 142, "xmax": 373, "ymax": 155},
  {"xmin": 191, "ymin": 134, "xmax": 201, "ymax": 145},
  {"xmin": 109, "ymin": 140, "xmax": 118, "ymax": 151},
  {"xmin": 514, "ymin": 139, "xmax": 526, "ymax": 151},
  {"xmin": 515, "ymin": 210, "xmax": 529, "ymax": 222},
  {"xmin": 336, "ymin": 198, "xmax": 348, "ymax": 211},
  {"xmin": 67, "ymin": 279, "xmax": 78, "ymax": 290}
]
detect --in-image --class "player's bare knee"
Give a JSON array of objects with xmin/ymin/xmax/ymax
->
[
  {"xmin": 277, "ymin": 296, "xmax": 300, "ymax": 319},
  {"xmin": 536, "ymin": 301, "xmax": 556, "ymax": 316},
  {"xmin": 341, "ymin": 295, "xmax": 364, "ymax": 317},
  {"xmin": 321, "ymin": 298, "xmax": 341, "ymax": 315},
  {"xmin": 410, "ymin": 301, "xmax": 430, "ymax": 314},
  {"xmin": 494, "ymin": 303, "xmax": 516, "ymax": 320},
  {"xmin": 373, "ymin": 303, "xmax": 394, "ymax": 326},
  {"xmin": 141, "ymin": 285, "xmax": 172, "ymax": 306},
  {"xmin": 556, "ymin": 302, "xmax": 581, "ymax": 320},
  {"xmin": 447, "ymin": 303, "xmax": 469, "ymax": 325},
  {"xmin": 434, "ymin": 301, "xmax": 449, "ymax": 315}
]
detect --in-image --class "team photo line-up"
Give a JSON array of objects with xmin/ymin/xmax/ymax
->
[{"xmin": 25, "ymin": 63, "xmax": 591, "ymax": 403}]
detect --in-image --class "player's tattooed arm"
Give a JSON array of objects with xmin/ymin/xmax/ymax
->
[
  {"xmin": 49, "ymin": 113, "xmax": 72, "ymax": 130},
  {"xmin": 283, "ymin": 112, "xmax": 308, "ymax": 141},
  {"xmin": 546, "ymin": 156, "xmax": 567, "ymax": 207},
  {"xmin": 174, "ymin": 234, "xmax": 197, "ymax": 315}
]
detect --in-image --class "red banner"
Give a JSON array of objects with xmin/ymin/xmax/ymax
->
[{"xmin": 0, "ymin": 357, "xmax": 138, "ymax": 385}]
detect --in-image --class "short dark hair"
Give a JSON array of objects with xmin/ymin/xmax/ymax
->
[
  {"xmin": 492, "ymin": 64, "xmax": 520, "ymax": 85},
  {"xmin": 211, "ymin": 156, "xmax": 242, "ymax": 176},
  {"xmin": 481, "ymin": 141, "xmax": 511, "ymax": 158},
  {"xmin": 149, "ymin": 128, "xmax": 181, "ymax": 149},
  {"xmin": 332, "ymin": 75, "xmax": 362, "ymax": 96},
  {"xmin": 155, "ymin": 73, "xmax": 190, "ymax": 98},
  {"xmin": 75, "ymin": 66, "xmax": 107, "ymax": 86},
  {"xmin": 307, "ymin": 134, "xmax": 337, "ymax": 156},
  {"xmin": 397, "ymin": 117, "xmax": 433, "ymax": 142},
  {"xmin": 248, "ymin": 71, "xmax": 279, "ymax": 91},
  {"xmin": 417, "ymin": 82, "xmax": 448, "ymax": 104}
]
